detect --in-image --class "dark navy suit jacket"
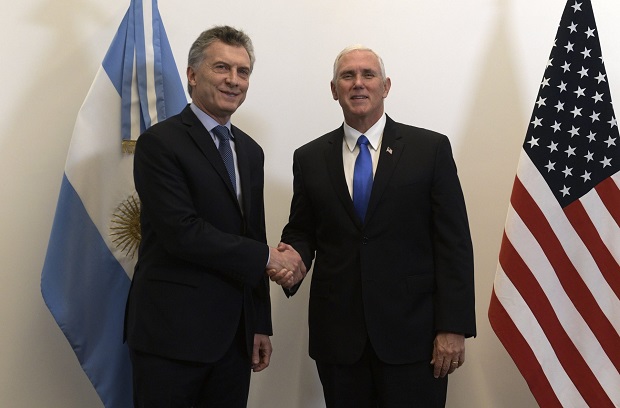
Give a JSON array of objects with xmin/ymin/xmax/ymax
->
[
  {"xmin": 282, "ymin": 115, "xmax": 475, "ymax": 365},
  {"xmin": 125, "ymin": 105, "xmax": 271, "ymax": 363}
]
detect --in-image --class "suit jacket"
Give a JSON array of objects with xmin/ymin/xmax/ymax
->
[
  {"xmin": 282, "ymin": 115, "xmax": 475, "ymax": 365},
  {"xmin": 125, "ymin": 105, "xmax": 271, "ymax": 364}
]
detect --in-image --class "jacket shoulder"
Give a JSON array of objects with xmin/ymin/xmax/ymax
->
[
  {"xmin": 295, "ymin": 127, "xmax": 342, "ymax": 156},
  {"xmin": 388, "ymin": 118, "xmax": 449, "ymax": 144},
  {"xmin": 137, "ymin": 108, "xmax": 190, "ymax": 142},
  {"xmin": 232, "ymin": 125, "xmax": 263, "ymax": 153}
]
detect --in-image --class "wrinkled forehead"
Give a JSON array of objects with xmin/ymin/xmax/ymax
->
[{"xmin": 334, "ymin": 50, "xmax": 385, "ymax": 80}]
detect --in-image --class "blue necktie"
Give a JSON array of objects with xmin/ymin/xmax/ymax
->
[
  {"xmin": 212, "ymin": 125, "xmax": 237, "ymax": 192},
  {"xmin": 353, "ymin": 135, "xmax": 373, "ymax": 222}
]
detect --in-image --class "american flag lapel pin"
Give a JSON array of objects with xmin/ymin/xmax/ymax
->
[{"xmin": 386, "ymin": 147, "xmax": 393, "ymax": 155}]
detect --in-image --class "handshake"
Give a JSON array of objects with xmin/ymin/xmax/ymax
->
[{"xmin": 266, "ymin": 242, "xmax": 307, "ymax": 289}]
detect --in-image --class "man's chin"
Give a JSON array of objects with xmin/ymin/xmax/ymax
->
[
  {"xmin": 216, "ymin": 103, "xmax": 242, "ymax": 116},
  {"xmin": 344, "ymin": 106, "xmax": 369, "ymax": 117},
  {"xmin": 221, "ymin": 98, "xmax": 245, "ymax": 111}
]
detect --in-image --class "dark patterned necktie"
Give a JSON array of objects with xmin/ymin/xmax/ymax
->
[{"xmin": 212, "ymin": 125, "xmax": 236, "ymax": 192}]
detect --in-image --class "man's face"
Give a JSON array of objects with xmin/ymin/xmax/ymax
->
[
  {"xmin": 331, "ymin": 50, "xmax": 391, "ymax": 124},
  {"xmin": 187, "ymin": 40, "xmax": 251, "ymax": 124}
]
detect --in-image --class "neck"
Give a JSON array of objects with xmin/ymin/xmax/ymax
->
[
  {"xmin": 192, "ymin": 101, "xmax": 232, "ymax": 125},
  {"xmin": 343, "ymin": 111, "xmax": 383, "ymax": 134}
]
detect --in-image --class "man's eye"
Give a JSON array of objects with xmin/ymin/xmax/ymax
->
[
  {"xmin": 213, "ymin": 64, "xmax": 229, "ymax": 73},
  {"xmin": 238, "ymin": 69, "xmax": 251, "ymax": 78}
]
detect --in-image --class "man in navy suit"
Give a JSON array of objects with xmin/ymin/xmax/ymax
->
[
  {"xmin": 271, "ymin": 45, "xmax": 476, "ymax": 407},
  {"xmin": 125, "ymin": 26, "xmax": 304, "ymax": 408}
]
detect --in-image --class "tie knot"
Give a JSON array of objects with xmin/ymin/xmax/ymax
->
[
  {"xmin": 357, "ymin": 135, "xmax": 370, "ymax": 147},
  {"xmin": 212, "ymin": 125, "xmax": 231, "ymax": 142}
]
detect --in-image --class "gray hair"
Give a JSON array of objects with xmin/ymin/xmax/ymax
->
[
  {"xmin": 332, "ymin": 45, "xmax": 386, "ymax": 83},
  {"xmin": 187, "ymin": 25, "xmax": 255, "ymax": 95}
]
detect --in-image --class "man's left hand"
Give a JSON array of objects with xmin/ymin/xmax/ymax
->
[
  {"xmin": 252, "ymin": 334, "xmax": 272, "ymax": 372},
  {"xmin": 430, "ymin": 331, "xmax": 465, "ymax": 378}
]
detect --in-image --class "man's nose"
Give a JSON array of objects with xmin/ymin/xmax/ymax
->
[
  {"xmin": 353, "ymin": 74, "xmax": 365, "ymax": 88},
  {"xmin": 225, "ymin": 69, "xmax": 240, "ymax": 85}
]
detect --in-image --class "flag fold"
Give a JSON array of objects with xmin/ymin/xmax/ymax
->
[{"xmin": 41, "ymin": 1, "xmax": 186, "ymax": 406}]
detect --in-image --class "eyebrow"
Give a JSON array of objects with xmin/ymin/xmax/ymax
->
[
  {"xmin": 211, "ymin": 59, "xmax": 250, "ymax": 69},
  {"xmin": 339, "ymin": 68, "xmax": 378, "ymax": 76}
]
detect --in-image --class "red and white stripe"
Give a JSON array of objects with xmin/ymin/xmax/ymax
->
[{"xmin": 489, "ymin": 150, "xmax": 620, "ymax": 407}]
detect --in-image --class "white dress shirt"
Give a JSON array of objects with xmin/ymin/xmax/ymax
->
[{"xmin": 342, "ymin": 113, "xmax": 386, "ymax": 198}]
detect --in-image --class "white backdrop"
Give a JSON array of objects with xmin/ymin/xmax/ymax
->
[{"xmin": 1, "ymin": 0, "xmax": 619, "ymax": 407}]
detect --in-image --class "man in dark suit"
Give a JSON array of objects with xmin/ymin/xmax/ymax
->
[
  {"xmin": 271, "ymin": 45, "xmax": 476, "ymax": 407},
  {"xmin": 124, "ymin": 26, "xmax": 304, "ymax": 408}
]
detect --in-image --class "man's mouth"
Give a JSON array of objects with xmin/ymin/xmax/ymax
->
[{"xmin": 221, "ymin": 90, "xmax": 240, "ymax": 97}]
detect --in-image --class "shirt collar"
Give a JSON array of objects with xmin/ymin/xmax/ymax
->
[
  {"xmin": 343, "ymin": 113, "xmax": 386, "ymax": 152},
  {"xmin": 190, "ymin": 103, "xmax": 234, "ymax": 139}
]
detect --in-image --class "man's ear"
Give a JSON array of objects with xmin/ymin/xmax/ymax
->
[
  {"xmin": 330, "ymin": 81, "xmax": 339, "ymax": 101},
  {"xmin": 382, "ymin": 77, "xmax": 392, "ymax": 98},
  {"xmin": 187, "ymin": 66, "xmax": 196, "ymax": 87}
]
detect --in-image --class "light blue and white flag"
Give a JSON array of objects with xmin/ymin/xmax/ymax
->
[{"xmin": 41, "ymin": 0, "xmax": 186, "ymax": 406}]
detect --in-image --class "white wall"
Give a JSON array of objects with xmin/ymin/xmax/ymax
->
[{"xmin": 1, "ymin": 0, "xmax": 619, "ymax": 406}]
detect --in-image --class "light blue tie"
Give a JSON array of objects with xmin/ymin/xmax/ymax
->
[
  {"xmin": 353, "ymin": 135, "xmax": 373, "ymax": 222},
  {"xmin": 212, "ymin": 125, "xmax": 236, "ymax": 192}
]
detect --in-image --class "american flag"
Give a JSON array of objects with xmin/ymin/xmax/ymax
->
[{"xmin": 488, "ymin": 1, "xmax": 620, "ymax": 407}]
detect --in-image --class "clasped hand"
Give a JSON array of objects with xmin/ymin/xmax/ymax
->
[{"xmin": 266, "ymin": 243, "xmax": 306, "ymax": 289}]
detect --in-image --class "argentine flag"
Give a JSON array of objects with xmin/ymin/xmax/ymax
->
[{"xmin": 41, "ymin": 0, "xmax": 186, "ymax": 406}]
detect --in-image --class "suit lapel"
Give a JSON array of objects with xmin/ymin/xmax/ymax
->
[
  {"xmin": 232, "ymin": 126, "xmax": 253, "ymax": 216},
  {"xmin": 366, "ymin": 116, "xmax": 403, "ymax": 224},
  {"xmin": 182, "ymin": 107, "xmax": 241, "ymax": 210},
  {"xmin": 324, "ymin": 127, "xmax": 362, "ymax": 228}
]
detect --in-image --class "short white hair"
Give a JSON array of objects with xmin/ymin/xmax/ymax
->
[{"xmin": 332, "ymin": 45, "xmax": 386, "ymax": 83}]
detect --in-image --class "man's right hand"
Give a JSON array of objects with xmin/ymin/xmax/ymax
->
[{"xmin": 266, "ymin": 243, "xmax": 306, "ymax": 289}]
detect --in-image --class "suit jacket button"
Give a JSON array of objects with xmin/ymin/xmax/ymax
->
[{"xmin": 362, "ymin": 237, "xmax": 369, "ymax": 244}]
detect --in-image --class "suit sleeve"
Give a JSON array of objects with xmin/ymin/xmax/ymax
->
[
  {"xmin": 431, "ymin": 137, "xmax": 476, "ymax": 337},
  {"xmin": 250, "ymin": 155, "xmax": 272, "ymax": 334},
  {"xmin": 280, "ymin": 149, "xmax": 316, "ymax": 296}
]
